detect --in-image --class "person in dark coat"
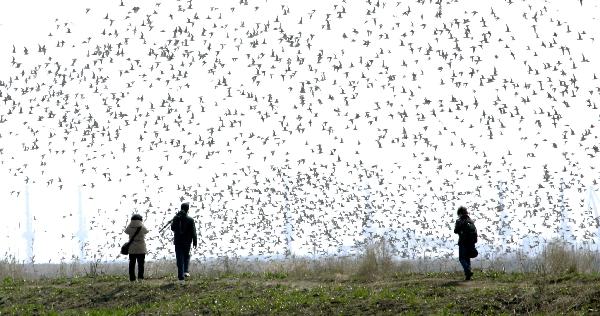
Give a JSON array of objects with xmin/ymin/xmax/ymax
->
[
  {"xmin": 171, "ymin": 202, "xmax": 197, "ymax": 282},
  {"xmin": 124, "ymin": 214, "xmax": 149, "ymax": 281},
  {"xmin": 454, "ymin": 206, "xmax": 476, "ymax": 281}
]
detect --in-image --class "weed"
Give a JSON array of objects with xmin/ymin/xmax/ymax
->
[
  {"xmin": 84, "ymin": 259, "xmax": 105, "ymax": 277},
  {"xmin": 264, "ymin": 271, "xmax": 287, "ymax": 279},
  {"xmin": 354, "ymin": 237, "xmax": 396, "ymax": 281}
]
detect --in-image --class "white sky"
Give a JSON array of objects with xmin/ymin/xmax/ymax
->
[{"xmin": 1, "ymin": 0, "xmax": 600, "ymax": 263}]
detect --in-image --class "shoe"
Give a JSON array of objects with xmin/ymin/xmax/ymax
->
[
  {"xmin": 184, "ymin": 272, "xmax": 190, "ymax": 278},
  {"xmin": 178, "ymin": 279, "xmax": 185, "ymax": 285},
  {"xmin": 465, "ymin": 271, "xmax": 473, "ymax": 281}
]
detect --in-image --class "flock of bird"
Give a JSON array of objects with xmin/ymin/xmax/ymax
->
[{"xmin": 1, "ymin": 0, "xmax": 600, "ymax": 263}]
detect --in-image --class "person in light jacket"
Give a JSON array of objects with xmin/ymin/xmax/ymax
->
[{"xmin": 125, "ymin": 214, "xmax": 149, "ymax": 281}]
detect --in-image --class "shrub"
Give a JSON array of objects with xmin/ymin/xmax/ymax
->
[
  {"xmin": 0, "ymin": 254, "xmax": 27, "ymax": 281},
  {"xmin": 538, "ymin": 239, "xmax": 577, "ymax": 275},
  {"xmin": 354, "ymin": 237, "xmax": 395, "ymax": 281}
]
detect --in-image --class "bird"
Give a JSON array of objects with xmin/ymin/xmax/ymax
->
[{"xmin": 0, "ymin": 0, "xmax": 597, "ymax": 266}]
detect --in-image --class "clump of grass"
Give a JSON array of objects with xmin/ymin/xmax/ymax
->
[
  {"xmin": 391, "ymin": 259, "xmax": 415, "ymax": 274},
  {"xmin": 355, "ymin": 238, "xmax": 395, "ymax": 281},
  {"xmin": 536, "ymin": 239, "xmax": 600, "ymax": 275},
  {"xmin": 0, "ymin": 253, "xmax": 27, "ymax": 281},
  {"xmin": 281, "ymin": 256, "xmax": 311, "ymax": 279},
  {"xmin": 572, "ymin": 248, "xmax": 600, "ymax": 274},
  {"xmin": 355, "ymin": 245, "xmax": 379, "ymax": 280},
  {"xmin": 83, "ymin": 259, "xmax": 105, "ymax": 277},
  {"xmin": 537, "ymin": 239, "xmax": 577, "ymax": 275},
  {"xmin": 515, "ymin": 249, "xmax": 534, "ymax": 274},
  {"xmin": 146, "ymin": 259, "xmax": 176, "ymax": 278},
  {"xmin": 264, "ymin": 271, "xmax": 287, "ymax": 279},
  {"xmin": 312, "ymin": 255, "xmax": 354, "ymax": 279},
  {"xmin": 220, "ymin": 255, "xmax": 240, "ymax": 275}
]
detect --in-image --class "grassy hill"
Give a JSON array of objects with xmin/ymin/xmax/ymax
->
[
  {"xmin": 3, "ymin": 240, "xmax": 600, "ymax": 314},
  {"xmin": 2, "ymin": 270, "xmax": 600, "ymax": 315}
]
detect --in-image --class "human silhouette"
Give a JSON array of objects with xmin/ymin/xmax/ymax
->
[
  {"xmin": 124, "ymin": 214, "xmax": 149, "ymax": 281},
  {"xmin": 171, "ymin": 202, "xmax": 198, "ymax": 283},
  {"xmin": 454, "ymin": 206, "xmax": 478, "ymax": 281}
]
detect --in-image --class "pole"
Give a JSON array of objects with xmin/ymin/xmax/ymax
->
[
  {"xmin": 587, "ymin": 186, "xmax": 600, "ymax": 245},
  {"xmin": 282, "ymin": 172, "xmax": 293, "ymax": 258},
  {"xmin": 361, "ymin": 173, "xmax": 372, "ymax": 247},
  {"xmin": 24, "ymin": 184, "xmax": 34, "ymax": 264},
  {"xmin": 77, "ymin": 185, "xmax": 87, "ymax": 260},
  {"xmin": 560, "ymin": 178, "xmax": 566, "ymax": 240}
]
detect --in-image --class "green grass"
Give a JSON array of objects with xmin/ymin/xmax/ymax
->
[
  {"xmin": 2, "ymin": 271, "xmax": 600, "ymax": 315},
  {"xmin": 3, "ymin": 240, "xmax": 600, "ymax": 314}
]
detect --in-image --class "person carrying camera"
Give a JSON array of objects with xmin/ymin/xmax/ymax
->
[{"xmin": 171, "ymin": 202, "xmax": 197, "ymax": 283}]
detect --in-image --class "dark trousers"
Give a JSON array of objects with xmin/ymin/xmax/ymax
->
[
  {"xmin": 175, "ymin": 243, "xmax": 191, "ymax": 280},
  {"xmin": 129, "ymin": 254, "xmax": 145, "ymax": 281},
  {"xmin": 458, "ymin": 244, "xmax": 473, "ymax": 276}
]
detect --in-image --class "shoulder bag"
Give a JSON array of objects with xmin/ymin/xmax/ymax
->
[{"xmin": 120, "ymin": 227, "xmax": 142, "ymax": 255}]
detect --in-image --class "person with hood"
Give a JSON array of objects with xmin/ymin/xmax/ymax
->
[
  {"xmin": 124, "ymin": 214, "xmax": 149, "ymax": 281},
  {"xmin": 171, "ymin": 202, "xmax": 197, "ymax": 283},
  {"xmin": 454, "ymin": 206, "xmax": 478, "ymax": 281}
]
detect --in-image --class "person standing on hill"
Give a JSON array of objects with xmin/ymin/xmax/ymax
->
[
  {"xmin": 125, "ymin": 214, "xmax": 149, "ymax": 282},
  {"xmin": 454, "ymin": 206, "xmax": 478, "ymax": 281},
  {"xmin": 171, "ymin": 202, "xmax": 198, "ymax": 283}
]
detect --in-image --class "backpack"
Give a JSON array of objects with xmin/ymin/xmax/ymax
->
[
  {"xmin": 173, "ymin": 213, "xmax": 185, "ymax": 236},
  {"xmin": 462, "ymin": 220, "xmax": 478, "ymax": 244}
]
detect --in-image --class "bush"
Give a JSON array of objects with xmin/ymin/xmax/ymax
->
[
  {"xmin": 355, "ymin": 237, "xmax": 395, "ymax": 281},
  {"xmin": 534, "ymin": 239, "xmax": 600, "ymax": 275},
  {"xmin": 356, "ymin": 246, "xmax": 379, "ymax": 280},
  {"xmin": 539, "ymin": 239, "xmax": 577, "ymax": 274},
  {"xmin": 0, "ymin": 254, "xmax": 27, "ymax": 281}
]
